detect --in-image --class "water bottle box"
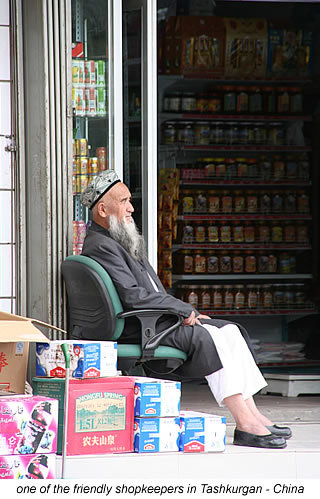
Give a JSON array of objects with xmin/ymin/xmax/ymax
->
[
  {"xmin": 134, "ymin": 417, "xmax": 181, "ymax": 453},
  {"xmin": 36, "ymin": 340, "xmax": 117, "ymax": 379},
  {"xmin": 179, "ymin": 411, "xmax": 226, "ymax": 453},
  {"xmin": 0, "ymin": 453, "xmax": 56, "ymax": 479},
  {"xmin": 0, "ymin": 395, "xmax": 58, "ymax": 455},
  {"xmin": 134, "ymin": 377, "xmax": 181, "ymax": 417}
]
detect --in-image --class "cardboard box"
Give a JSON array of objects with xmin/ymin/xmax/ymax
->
[
  {"xmin": 0, "ymin": 453, "xmax": 56, "ymax": 479},
  {"xmin": 0, "ymin": 311, "xmax": 64, "ymax": 395},
  {"xmin": 134, "ymin": 417, "xmax": 181, "ymax": 453},
  {"xmin": 0, "ymin": 395, "xmax": 58, "ymax": 455},
  {"xmin": 163, "ymin": 16, "xmax": 225, "ymax": 75},
  {"xmin": 134, "ymin": 377, "xmax": 181, "ymax": 417},
  {"xmin": 36, "ymin": 340, "xmax": 117, "ymax": 379},
  {"xmin": 179, "ymin": 411, "xmax": 226, "ymax": 452},
  {"xmin": 65, "ymin": 376, "xmax": 135, "ymax": 456}
]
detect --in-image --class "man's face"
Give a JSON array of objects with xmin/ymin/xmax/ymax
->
[{"xmin": 105, "ymin": 182, "xmax": 134, "ymax": 225}]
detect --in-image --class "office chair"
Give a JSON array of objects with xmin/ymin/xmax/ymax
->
[{"xmin": 61, "ymin": 254, "xmax": 187, "ymax": 374}]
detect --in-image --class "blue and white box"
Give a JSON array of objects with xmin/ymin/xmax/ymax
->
[
  {"xmin": 179, "ymin": 411, "xmax": 226, "ymax": 453},
  {"xmin": 134, "ymin": 377, "xmax": 181, "ymax": 417},
  {"xmin": 134, "ymin": 417, "xmax": 181, "ymax": 453},
  {"xmin": 36, "ymin": 340, "xmax": 117, "ymax": 378}
]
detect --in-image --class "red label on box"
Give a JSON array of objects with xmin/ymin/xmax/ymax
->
[{"xmin": 66, "ymin": 377, "xmax": 135, "ymax": 455}]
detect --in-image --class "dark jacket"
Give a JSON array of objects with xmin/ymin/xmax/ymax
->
[{"xmin": 82, "ymin": 222, "xmax": 255, "ymax": 378}]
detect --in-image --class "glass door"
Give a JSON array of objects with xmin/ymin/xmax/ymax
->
[
  {"xmin": 123, "ymin": 0, "xmax": 158, "ymax": 267},
  {"xmin": 71, "ymin": 0, "xmax": 122, "ymax": 254}
]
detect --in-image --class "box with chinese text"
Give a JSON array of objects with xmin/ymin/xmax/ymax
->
[{"xmin": 0, "ymin": 453, "xmax": 56, "ymax": 479}]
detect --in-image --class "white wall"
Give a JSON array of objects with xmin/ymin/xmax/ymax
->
[{"xmin": 0, "ymin": 0, "xmax": 15, "ymax": 313}]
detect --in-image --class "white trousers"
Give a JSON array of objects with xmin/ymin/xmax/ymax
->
[{"xmin": 204, "ymin": 323, "xmax": 267, "ymax": 407}]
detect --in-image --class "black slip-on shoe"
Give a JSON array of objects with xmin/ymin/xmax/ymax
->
[
  {"xmin": 266, "ymin": 425, "xmax": 292, "ymax": 440},
  {"xmin": 233, "ymin": 429, "xmax": 287, "ymax": 449}
]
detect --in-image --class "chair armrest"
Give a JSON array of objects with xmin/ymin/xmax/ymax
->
[{"xmin": 117, "ymin": 309, "xmax": 182, "ymax": 359}]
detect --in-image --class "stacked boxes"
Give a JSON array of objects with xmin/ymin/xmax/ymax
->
[
  {"xmin": 180, "ymin": 411, "xmax": 226, "ymax": 453},
  {"xmin": 134, "ymin": 377, "xmax": 181, "ymax": 453},
  {"xmin": 33, "ymin": 376, "xmax": 135, "ymax": 456},
  {"xmin": 0, "ymin": 395, "xmax": 58, "ymax": 479},
  {"xmin": 35, "ymin": 340, "xmax": 118, "ymax": 379}
]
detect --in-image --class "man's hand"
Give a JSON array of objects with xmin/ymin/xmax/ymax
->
[{"xmin": 182, "ymin": 311, "xmax": 211, "ymax": 326}]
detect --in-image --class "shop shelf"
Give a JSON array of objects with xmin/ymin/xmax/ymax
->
[
  {"xmin": 197, "ymin": 306, "xmax": 316, "ymax": 317},
  {"xmin": 179, "ymin": 179, "xmax": 311, "ymax": 187},
  {"xmin": 173, "ymin": 243, "xmax": 311, "ymax": 251},
  {"xmin": 172, "ymin": 274, "xmax": 313, "ymax": 281},
  {"xmin": 178, "ymin": 213, "xmax": 312, "ymax": 221},
  {"xmin": 181, "ymin": 145, "xmax": 312, "ymax": 152},
  {"xmin": 159, "ymin": 112, "xmax": 312, "ymax": 122}
]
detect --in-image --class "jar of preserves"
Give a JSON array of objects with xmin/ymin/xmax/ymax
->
[
  {"xmin": 298, "ymin": 154, "xmax": 310, "ymax": 180},
  {"xmin": 221, "ymin": 191, "xmax": 233, "ymax": 213},
  {"xmin": 225, "ymin": 122, "xmax": 239, "ymax": 145},
  {"xmin": 285, "ymin": 192, "xmax": 297, "ymax": 213},
  {"xmin": 258, "ymin": 222, "xmax": 271, "ymax": 242},
  {"xmin": 233, "ymin": 223, "xmax": 244, "ymax": 243},
  {"xmin": 213, "ymin": 285, "xmax": 223, "ymax": 309},
  {"xmin": 262, "ymin": 285, "xmax": 273, "ymax": 308},
  {"xmin": 296, "ymin": 222, "xmax": 309, "ymax": 243},
  {"xmin": 186, "ymin": 285, "xmax": 199, "ymax": 307},
  {"xmin": 239, "ymin": 122, "xmax": 250, "ymax": 145},
  {"xmin": 208, "ymin": 191, "xmax": 220, "ymax": 213},
  {"xmin": 164, "ymin": 92, "xmax": 181, "ymax": 112},
  {"xmin": 215, "ymin": 158, "xmax": 226, "ymax": 177},
  {"xmin": 273, "ymin": 156, "xmax": 286, "ymax": 179},
  {"xmin": 264, "ymin": 87, "xmax": 276, "ymax": 114},
  {"xmin": 220, "ymin": 252, "xmax": 232, "ymax": 273},
  {"xmin": 283, "ymin": 284, "xmax": 295, "ymax": 308},
  {"xmin": 178, "ymin": 121, "xmax": 195, "ymax": 144},
  {"xmin": 268, "ymin": 122, "xmax": 284, "ymax": 146},
  {"xmin": 271, "ymin": 222, "xmax": 283, "ymax": 243},
  {"xmin": 254, "ymin": 122, "xmax": 267, "ymax": 145},
  {"xmin": 279, "ymin": 252, "xmax": 291, "ymax": 274},
  {"xmin": 195, "ymin": 121, "xmax": 211, "ymax": 145},
  {"xmin": 268, "ymin": 253, "xmax": 277, "ymax": 273},
  {"xmin": 207, "ymin": 92, "xmax": 221, "ymax": 113},
  {"xmin": 273, "ymin": 284, "xmax": 284, "ymax": 308},
  {"xmin": 194, "ymin": 251, "xmax": 206, "ymax": 273},
  {"xmin": 237, "ymin": 158, "xmax": 248, "ymax": 178},
  {"xmin": 247, "ymin": 158, "xmax": 258, "ymax": 178},
  {"xmin": 247, "ymin": 190, "xmax": 258, "ymax": 213},
  {"xmin": 245, "ymin": 251, "xmax": 257, "ymax": 273},
  {"xmin": 182, "ymin": 223, "xmax": 194, "ymax": 243},
  {"xmin": 260, "ymin": 156, "xmax": 272, "ymax": 179},
  {"xmin": 220, "ymin": 223, "xmax": 232, "ymax": 243},
  {"xmin": 182, "ymin": 190, "xmax": 194, "ymax": 213},
  {"xmin": 244, "ymin": 222, "xmax": 255, "ymax": 243},
  {"xmin": 226, "ymin": 158, "xmax": 237, "ymax": 178},
  {"xmin": 295, "ymin": 283, "xmax": 305, "ymax": 306},
  {"xmin": 289, "ymin": 87, "xmax": 303, "ymax": 114},
  {"xmin": 277, "ymin": 87, "xmax": 290, "ymax": 113},
  {"xmin": 297, "ymin": 192, "xmax": 310, "ymax": 213},
  {"xmin": 195, "ymin": 222, "xmax": 206, "ymax": 243},
  {"xmin": 224, "ymin": 285, "xmax": 234, "ymax": 309},
  {"xmin": 258, "ymin": 252, "xmax": 269, "ymax": 273},
  {"xmin": 286, "ymin": 155, "xmax": 298, "ymax": 178},
  {"xmin": 260, "ymin": 191, "xmax": 271, "ymax": 213},
  {"xmin": 233, "ymin": 252, "xmax": 244, "ymax": 273},
  {"xmin": 272, "ymin": 191, "xmax": 283, "ymax": 212},
  {"xmin": 194, "ymin": 190, "xmax": 207, "ymax": 213},
  {"xmin": 207, "ymin": 251, "xmax": 219, "ymax": 273},
  {"xmin": 182, "ymin": 250, "xmax": 193, "ymax": 273},
  {"xmin": 236, "ymin": 87, "xmax": 249, "ymax": 113},
  {"xmin": 249, "ymin": 86, "xmax": 263, "ymax": 113},
  {"xmin": 181, "ymin": 92, "xmax": 197, "ymax": 112},
  {"xmin": 247, "ymin": 285, "xmax": 258, "ymax": 309},
  {"xmin": 235, "ymin": 285, "xmax": 245, "ymax": 309},
  {"xmin": 197, "ymin": 93, "xmax": 209, "ymax": 113},
  {"xmin": 162, "ymin": 121, "xmax": 176, "ymax": 144},
  {"xmin": 234, "ymin": 191, "xmax": 245, "ymax": 213},
  {"xmin": 202, "ymin": 157, "xmax": 215, "ymax": 176},
  {"xmin": 223, "ymin": 86, "xmax": 236, "ymax": 112},
  {"xmin": 208, "ymin": 224, "xmax": 219, "ymax": 242},
  {"xmin": 211, "ymin": 122, "xmax": 224, "ymax": 144},
  {"xmin": 284, "ymin": 222, "xmax": 296, "ymax": 242},
  {"xmin": 200, "ymin": 285, "xmax": 211, "ymax": 309}
]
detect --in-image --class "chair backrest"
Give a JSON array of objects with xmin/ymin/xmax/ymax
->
[{"xmin": 61, "ymin": 255, "xmax": 125, "ymax": 341}]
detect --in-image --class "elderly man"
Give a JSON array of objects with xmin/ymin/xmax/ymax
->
[{"xmin": 80, "ymin": 170, "xmax": 291, "ymax": 449}]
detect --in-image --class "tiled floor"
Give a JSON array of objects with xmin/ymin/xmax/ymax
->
[{"xmin": 57, "ymin": 382, "xmax": 320, "ymax": 479}]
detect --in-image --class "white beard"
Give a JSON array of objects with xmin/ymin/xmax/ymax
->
[{"xmin": 108, "ymin": 215, "xmax": 146, "ymax": 261}]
